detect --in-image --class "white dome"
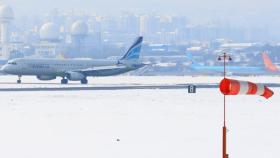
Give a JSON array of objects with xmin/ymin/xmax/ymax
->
[
  {"xmin": 39, "ymin": 22, "xmax": 60, "ymax": 40},
  {"xmin": 71, "ymin": 21, "xmax": 88, "ymax": 36},
  {"xmin": 0, "ymin": 4, "xmax": 14, "ymax": 20}
]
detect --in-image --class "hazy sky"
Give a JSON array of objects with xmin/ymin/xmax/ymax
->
[{"xmin": 2, "ymin": 0, "xmax": 280, "ymax": 22}]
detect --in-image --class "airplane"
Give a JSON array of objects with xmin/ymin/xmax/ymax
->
[
  {"xmin": 1, "ymin": 36, "xmax": 146, "ymax": 84},
  {"xmin": 186, "ymin": 52, "xmax": 279, "ymax": 75}
]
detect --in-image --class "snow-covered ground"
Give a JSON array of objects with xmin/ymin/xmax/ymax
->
[{"xmin": 0, "ymin": 76, "xmax": 279, "ymax": 158}]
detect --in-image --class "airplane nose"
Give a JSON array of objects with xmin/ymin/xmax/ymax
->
[{"xmin": 1, "ymin": 65, "xmax": 8, "ymax": 73}]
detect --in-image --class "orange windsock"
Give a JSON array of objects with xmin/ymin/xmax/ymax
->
[{"xmin": 220, "ymin": 78, "xmax": 274, "ymax": 99}]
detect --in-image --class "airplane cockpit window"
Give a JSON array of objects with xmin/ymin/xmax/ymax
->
[{"xmin": 8, "ymin": 62, "xmax": 17, "ymax": 65}]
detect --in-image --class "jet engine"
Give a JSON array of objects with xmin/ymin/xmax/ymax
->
[
  {"xmin": 37, "ymin": 75, "xmax": 56, "ymax": 80},
  {"xmin": 66, "ymin": 72, "xmax": 85, "ymax": 81}
]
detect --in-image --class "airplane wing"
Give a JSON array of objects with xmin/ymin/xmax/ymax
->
[
  {"xmin": 66, "ymin": 64, "xmax": 134, "ymax": 76},
  {"xmin": 82, "ymin": 65, "xmax": 129, "ymax": 76},
  {"xmin": 80, "ymin": 65, "xmax": 128, "ymax": 72},
  {"xmin": 66, "ymin": 64, "xmax": 144, "ymax": 77}
]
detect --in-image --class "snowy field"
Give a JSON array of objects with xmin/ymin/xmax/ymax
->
[{"xmin": 0, "ymin": 75, "xmax": 279, "ymax": 158}]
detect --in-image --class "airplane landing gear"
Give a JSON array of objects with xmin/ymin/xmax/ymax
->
[
  {"xmin": 61, "ymin": 78, "xmax": 68, "ymax": 84},
  {"xmin": 81, "ymin": 78, "xmax": 88, "ymax": 84},
  {"xmin": 17, "ymin": 75, "xmax": 22, "ymax": 84}
]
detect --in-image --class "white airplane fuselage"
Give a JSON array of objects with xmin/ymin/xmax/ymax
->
[{"xmin": 2, "ymin": 58, "xmax": 117, "ymax": 76}]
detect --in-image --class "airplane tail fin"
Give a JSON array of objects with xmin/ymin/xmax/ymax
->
[
  {"xmin": 186, "ymin": 53, "xmax": 200, "ymax": 66},
  {"xmin": 262, "ymin": 52, "xmax": 278, "ymax": 72},
  {"xmin": 120, "ymin": 36, "xmax": 143, "ymax": 60}
]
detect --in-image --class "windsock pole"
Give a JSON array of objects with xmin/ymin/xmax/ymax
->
[
  {"xmin": 219, "ymin": 52, "xmax": 231, "ymax": 158},
  {"xmin": 223, "ymin": 53, "xmax": 227, "ymax": 158},
  {"xmin": 218, "ymin": 53, "xmax": 274, "ymax": 158},
  {"xmin": 223, "ymin": 53, "xmax": 228, "ymax": 158}
]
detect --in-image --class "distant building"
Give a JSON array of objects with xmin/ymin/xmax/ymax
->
[
  {"xmin": 139, "ymin": 15, "xmax": 148, "ymax": 36},
  {"xmin": 34, "ymin": 22, "xmax": 64, "ymax": 57},
  {"xmin": 0, "ymin": 4, "xmax": 14, "ymax": 59},
  {"xmin": 71, "ymin": 21, "xmax": 88, "ymax": 45}
]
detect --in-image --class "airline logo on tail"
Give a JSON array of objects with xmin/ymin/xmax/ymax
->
[
  {"xmin": 262, "ymin": 52, "xmax": 279, "ymax": 72},
  {"xmin": 120, "ymin": 36, "xmax": 143, "ymax": 60}
]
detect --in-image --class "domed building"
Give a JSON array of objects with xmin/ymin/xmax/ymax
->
[
  {"xmin": 0, "ymin": 4, "xmax": 14, "ymax": 22},
  {"xmin": 34, "ymin": 22, "xmax": 64, "ymax": 57},
  {"xmin": 70, "ymin": 21, "xmax": 88, "ymax": 44},
  {"xmin": 66, "ymin": 20, "xmax": 103, "ymax": 58},
  {"xmin": 71, "ymin": 21, "xmax": 88, "ymax": 36},
  {"xmin": 0, "ymin": 4, "xmax": 14, "ymax": 43},
  {"xmin": 0, "ymin": 4, "xmax": 14, "ymax": 59},
  {"xmin": 39, "ymin": 22, "xmax": 60, "ymax": 42}
]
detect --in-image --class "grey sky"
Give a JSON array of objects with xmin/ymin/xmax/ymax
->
[{"xmin": 2, "ymin": 0, "xmax": 280, "ymax": 21}]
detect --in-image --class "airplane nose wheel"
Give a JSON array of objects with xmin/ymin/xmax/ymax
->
[
  {"xmin": 61, "ymin": 78, "xmax": 68, "ymax": 84},
  {"xmin": 17, "ymin": 75, "xmax": 22, "ymax": 84},
  {"xmin": 81, "ymin": 78, "xmax": 88, "ymax": 84}
]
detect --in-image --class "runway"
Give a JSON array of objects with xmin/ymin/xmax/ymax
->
[
  {"xmin": 0, "ymin": 75, "xmax": 279, "ymax": 92},
  {"xmin": 0, "ymin": 83, "xmax": 279, "ymax": 91}
]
